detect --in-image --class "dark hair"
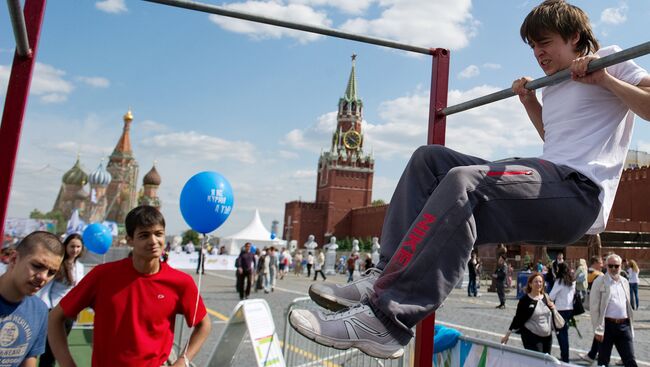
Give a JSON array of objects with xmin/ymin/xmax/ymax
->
[
  {"xmin": 520, "ymin": 0, "xmax": 599, "ymax": 56},
  {"xmin": 525, "ymin": 272, "xmax": 545, "ymax": 294},
  {"xmin": 125, "ymin": 205, "xmax": 166, "ymax": 237},
  {"xmin": 62, "ymin": 233, "xmax": 85, "ymax": 261},
  {"xmin": 16, "ymin": 231, "xmax": 64, "ymax": 258},
  {"xmin": 556, "ymin": 262, "xmax": 574, "ymax": 285},
  {"xmin": 57, "ymin": 233, "xmax": 86, "ymax": 284},
  {"xmin": 589, "ymin": 255, "xmax": 601, "ymax": 266}
]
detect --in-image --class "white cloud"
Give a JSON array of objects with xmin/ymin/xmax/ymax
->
[
  {"xmin": 283, "ymin": 85, "xmax": 542, "ymax": 162},
  {"xmin": 142, "ymin": 131, "xmax": 257, "ymax": 164},
  {"xmin": 16, "ymin": 63, "xmax": 74, "ymax": 103},
  {"xmin": 289, "ymin": 0, "xmax": 373, "ymax": 15},
  {"xmin": 209, "ymin": 2, "xmax": 332, "ymax": 43},
  {"xmin": 291, "ymin": 169, "xmax": 316, "ymax": 179},
  {"xmin": 51, "ymin": 141, "xmax": 112, "ymax": 157},
  {"xmin": 279, "ymin": 150, "xmax": 300, "ymax": 159},
  {"xmin": 340, "ymin": 0, "xmax": 477, "ymax": 50},
  {"xmin": 601, "ymin": 4, "xmax": 628, "ymax": 25},
  {"xmin": 76, "ymin": 76, "xmax": 110, "ymax": 88},
  {"xmin": 138, "ymin": 120, "xmax": 170, "ymax": 134},
  {"xmin": 483, "ymin": 63, "xmax": 501, "ymax": 70},
  {"xmin": 282, "ymin": 111, "xmax": 337, "ymax": 152},
  {"xmin": 96, "ymin": 0, "xmax": 127, "ymax": 14},
  {"xmin": 459, "ymin": 65, "xmax": 480, "ymax": 79}
]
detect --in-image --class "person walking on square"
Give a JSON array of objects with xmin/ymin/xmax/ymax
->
[
  {"xmin": 290, "ymin": 0, "xmax": 650, "ymax": 359},
  {"xmin": 581, "ymin": 255, "xmax": 606, "ymax": 364},
  {"xmin": 549, "ymin": 262, "xmax": 575, "ymax": 362},
  {"xmin": 467, "ymin": 251, "xmax": 478, "ymax": 297},
  {"xmin": 236, "ymin": 242, "xmax": 255, "ymax": 300},
  {"xmin": 313, "ymin": 252, "xmax": 327, "ymax": 281},
  {"xmin": 575, "ymin": 258, "xmax": 588, "ymax": 302},
  {"xmin": 627, "ymin": 259, "xmax": 640, "ymax": 310},
  {"xmin": 590, "ymin": 254, "xmax": 637, "ymax": 367},
  {"xmin": 502, "ymin": 272, "xmax": 554, "ymax": 354},
  {"xmin": 493, "ymin": 255, "xmax": 508, "ymax": 309}
]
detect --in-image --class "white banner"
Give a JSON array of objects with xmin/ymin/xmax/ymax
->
[{"xmin": 166, "ymin": 252, "xmax": 237, "ymax": 271}]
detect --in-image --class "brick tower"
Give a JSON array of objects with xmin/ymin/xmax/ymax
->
[
  {"xmin": 284, "ymin": 56, "xmax": 375, "ymax": 246},
  {"xmin": 316, "ymin": 54, "xmax": 374, "ymax": 237}
]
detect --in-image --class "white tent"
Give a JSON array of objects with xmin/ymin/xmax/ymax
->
[{"xmin": 220, "ymin": 209, "xmax": 286, "ymax": 255}]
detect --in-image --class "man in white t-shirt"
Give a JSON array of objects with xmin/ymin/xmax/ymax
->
[{"xmin": 290, "ymin": 0, "xmax": 650, "ymax": 359}]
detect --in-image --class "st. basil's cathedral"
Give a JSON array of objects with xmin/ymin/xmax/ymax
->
[{"xmin": 52, "ymin": 109, "xmax": 161, "ymax": 225}]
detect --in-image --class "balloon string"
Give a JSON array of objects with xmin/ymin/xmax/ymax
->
[{"xmin": 181, "ymin": 234, "xmax": 207, "ymax": 367}]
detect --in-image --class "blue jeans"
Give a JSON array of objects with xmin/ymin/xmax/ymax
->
[
  {"xmin": 467, "ymin": 276, "xmax": 477, "ymax": 296},
  {"xmin": 629, "ymin": 283, "xmax": 639, "ymax": 310},
  {"xmin": 598, "ymin": 319, "xmax": 637, "ymax": 367},
  {"xmin": 556, "ymin": 310, "xmax": 573, "ymax": 362}
]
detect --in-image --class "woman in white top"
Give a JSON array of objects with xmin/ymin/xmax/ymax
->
[
  {"xmin": 628, "ymin": 259, "xmax": 640, "ymax": 310},
  {"xmin": 38, "ymin": 233, "xmax": 85, "ymax": 367},
  {"xmin": 549, "ymin": 262, "xmax": 575, "ymax": 363}
]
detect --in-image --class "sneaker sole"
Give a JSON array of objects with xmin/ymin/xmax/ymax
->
[
  {"xmin": 309, "ymin": 286, "xmax": 356, "ymax": 312},
  {"xmin": 289, "ymin": 311, "xmax": 404, "ymax": 360}
]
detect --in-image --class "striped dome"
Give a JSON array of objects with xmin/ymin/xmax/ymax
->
[
  {"xmin": 62, "ymin": 158, "xmax": 88, "ymax": 186},
  {"xmin": 89, "ymin": 161, "xmax": 112, "ymax": 187}
]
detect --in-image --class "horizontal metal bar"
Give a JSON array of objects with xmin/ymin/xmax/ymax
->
[
  {"xmin": 142, "ymin": 0, "xmax": 437, "ymax": 56},
  {"xmin": 7, "ymin": 0, "xmax": 31, "ymax": 57},
  {"xmin": 442, "ymin": 41, "xmax": 650, "ymax": 116}
]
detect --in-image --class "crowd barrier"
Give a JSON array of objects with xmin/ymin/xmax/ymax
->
[{"xmin": 282, "ymin": 297, "xmax": 578, "ymax": 367}]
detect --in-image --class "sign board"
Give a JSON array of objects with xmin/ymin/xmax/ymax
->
[
  {"xmin": 166, "ymin": 253, "xmax": 237, "ymax": 270},
  {"xmin": 208, "ymin": 299, "xmax": 285, "ymax": 367}
]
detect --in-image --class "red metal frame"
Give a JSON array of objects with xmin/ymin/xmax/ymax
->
[
  {"xmin": 413, "ymin": 47, "xmax": 450, "ymax": 367},
  {"xmin": 0, "ymin": 0, "xmax": 47, "ymax": 241}
]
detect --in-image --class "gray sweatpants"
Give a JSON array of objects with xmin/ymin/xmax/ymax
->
[{"xmin": 369, "ymin": 145, "xmax": 601, "ymax": 344}]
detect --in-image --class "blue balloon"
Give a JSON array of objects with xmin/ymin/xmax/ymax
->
[
  {"xmin": 82, "ymin": 223, "xmax": 113, "ymax": 255},
  {"xmin": 250, "ymin": 245, "xmax": 257, "ymax": 254},
  {"xmin": 180, "ymin": 171, "xmax": 234, "ymax": 233}
]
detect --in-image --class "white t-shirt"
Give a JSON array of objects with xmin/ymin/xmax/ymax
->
[{"xmin": 540, "ymin": 45, "xmax": 648, "ymax": 234}]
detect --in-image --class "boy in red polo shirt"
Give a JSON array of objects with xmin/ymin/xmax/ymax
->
[{"xmin": 48, "ymin": 206, "xmax": 211, "ymax": 367}]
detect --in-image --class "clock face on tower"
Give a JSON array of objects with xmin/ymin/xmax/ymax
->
[{"xmin": 343, "ymin": 130, "xmax": 361, "ymax": 150}]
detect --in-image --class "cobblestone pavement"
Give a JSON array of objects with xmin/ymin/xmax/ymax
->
[{"xmin": 187, "ymin": 270, "xmax": 650, "ymax": 366}]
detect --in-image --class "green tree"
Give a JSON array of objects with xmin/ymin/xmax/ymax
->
[
  {"xmin": 182, "ymin": 229, "xmax": 200, "ymax": 248},
  {"xmin": 29, "ymin": 209, "xmax": 66, "ymax": 234},
  {"xmin": 371, "ymin": 199, "xmax": 386, "ymax": 206}
]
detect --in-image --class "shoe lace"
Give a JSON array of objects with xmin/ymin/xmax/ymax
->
[
  {"xmin": 362, "ymin": 267, "xmax": 382, "ymax": 278},
  {"xmin": 323, "ymin": 303, "xmax": 368, "ymax": 320}
]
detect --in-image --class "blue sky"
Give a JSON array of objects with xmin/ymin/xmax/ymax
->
[{"xmin": 2, "ymin": 0, "xmax": 650, "ymax": 237}]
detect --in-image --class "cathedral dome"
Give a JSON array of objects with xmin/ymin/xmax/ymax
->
[
  {"xmin": 89, "ymin": 161, "xmax": 112, "ymax": 187},
  {"xmin": 143, "ymin": 164, "xmax": 161, "ymax": 186},
  {"xmin": 62, "ymin": 158, "xmax": 88, "ymax": 186}
]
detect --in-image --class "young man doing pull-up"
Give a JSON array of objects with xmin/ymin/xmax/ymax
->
[{"xmin": 289, "ymin": 0, "xmax": 650, "ymax": 359}]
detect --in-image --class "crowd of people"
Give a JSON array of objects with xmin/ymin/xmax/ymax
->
[
  {"xmin": 234, "ymin": 244, "xmax": 376, "ymax": 300},
  {"xmin": 499, "ymin": 251, "xmax": 641, "ymax": 366}
]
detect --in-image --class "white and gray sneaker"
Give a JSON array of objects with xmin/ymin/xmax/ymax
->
[
  {"xmin": 289, "ymin": 303, "xmax": 404, "ymax": 359},
  {"xmin": 309, "ymin": 268, "xmax": 381, "ymax": 311}
]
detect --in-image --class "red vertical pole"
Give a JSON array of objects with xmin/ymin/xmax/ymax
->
[
  {"xmin": 413, "ymin": 47, "xmax": 450, "ymax": 367},
  {"xmin": 0, "ymin": 0, "xmax": 47, "ymax": 241}
]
